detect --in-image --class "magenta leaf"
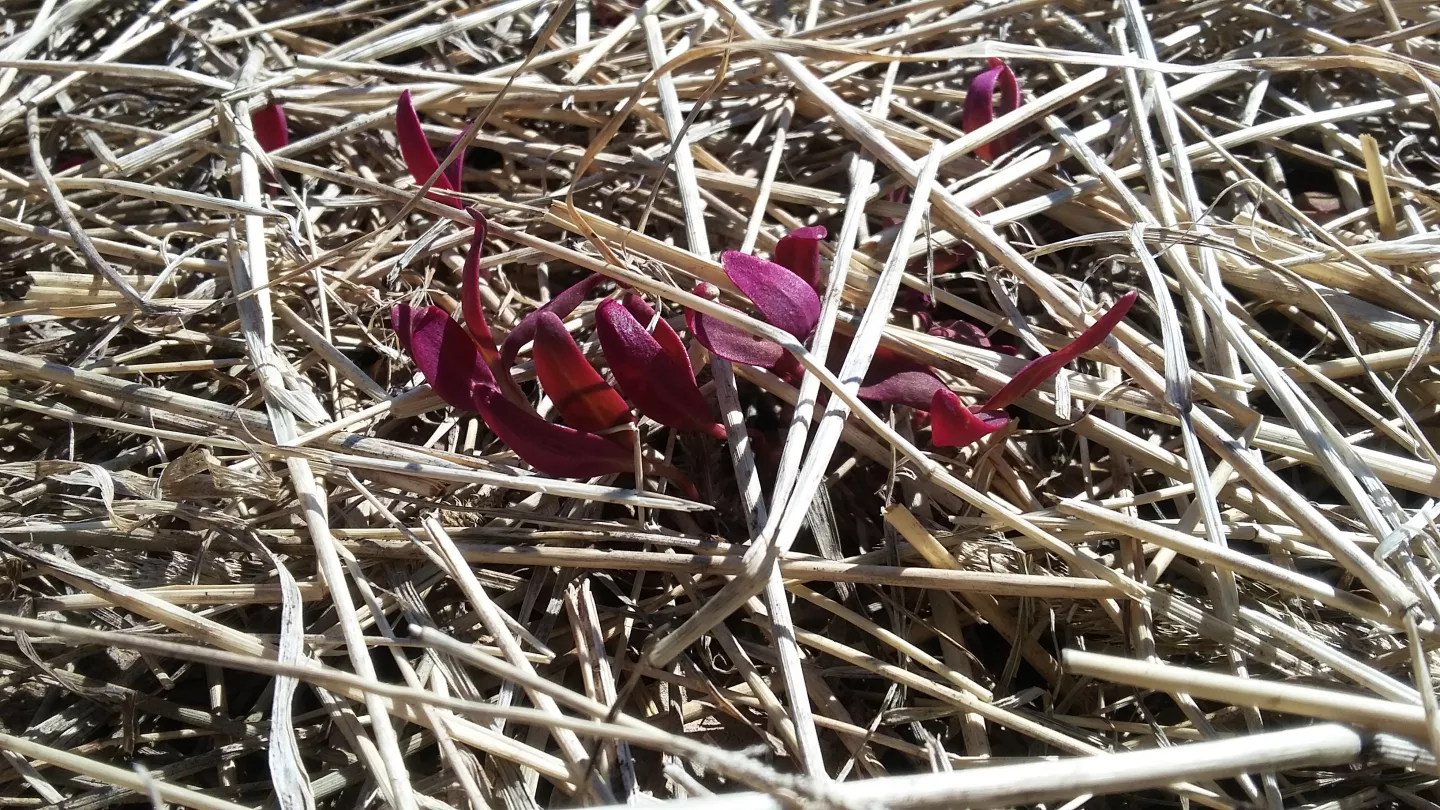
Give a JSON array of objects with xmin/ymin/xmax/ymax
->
[
  {"xmin": 472, "ymin": 385, "xmax": 697, "ymax": 497},
  {"xmin": 930, "ymin": 389, "xmax": 1009, "ymax": 448},
  {"xmin": 396, "ymin": 89, "xmax": 461, "ymax": 207},
  {"xmin": 460, "ymin": 208, "xmax": 499, "ymax": 366},
  {"xmin": 984, "ymin": 291, "xmax": 1137, "ymax": 410},
  {"xmin": 392, "ymin": 304, "xmax": 495, "ymax": 411},
  {"xmin": 773, "ymin": 226, "xmax": 827, "ymax": 293},
  {"xmin": 598, "ymin": 299, "xmax": 726, "ymax": 440},
  {"xmin": 686, "ymin": 307, "xmax": 801, "ymax": 377},
  {"xmin": 471, "ymin": 384, "xmax": 635, "ymax": 478},
  {"xmin": 857, "ymin": 347, "xmax": 947, "ymax": 411},
  {"xmin": 252, "ymin": 103, "xmax": 289, "ymax": 153},
  {"xmin": 499, "ymin": 273, "xmax": 607, "ymax": 371},
  {"xmin": 962, "ymin": 58, "xmax": 1021, "ymax": 161},
  {"xmin": 622, "ymin": 294, "xmax": 692, "ymax": 381},
  {"xmin": 721, "ymin": 250, "xmax": 821, "ymax": 339},
  {"xmin": 532, "ymin": 311, "xmax": 634, "ymax": 437}
]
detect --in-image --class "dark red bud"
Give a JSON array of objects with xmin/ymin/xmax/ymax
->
[
  {"xmin": 773, "ymin": 226, "xmax": 827, "ymax": 293},
  {"xmin": 984, "ymin": 291, "xmax": 1136, "ymax": 411},
  {"xmin": 962, "ymin": 58, "xmax": 1021, "ymax": 161},
  {"xmin": 396, "ymin": 89, "xmax": 462, "ymax": 207}
]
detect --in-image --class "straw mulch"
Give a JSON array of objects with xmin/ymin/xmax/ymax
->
[{"xmin": 2, "ymin": 0, "xmax": 1440, "ymax": 807}]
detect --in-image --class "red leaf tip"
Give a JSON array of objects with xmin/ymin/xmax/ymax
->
[
  {"xmin": 396, "ymin": 88, "xmax": 462, "ymax": 207},
  {"xmin": 984, "ymin": 291, "xmax": 1137, "ymax": 411},
  {"xmin": 930, "ymin": 389, "xmax": 1008, "ymax": 448},
  {"xmin": 251, "ymin": 103, "xmax": 289, "ymax": 153},
  {"xmin": 962, "ymin": 58, "xmax": 1021, "ymax": 161}
]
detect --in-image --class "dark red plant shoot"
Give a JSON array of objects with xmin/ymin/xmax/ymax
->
[
  {"xmin": 394, "ymin": 223, "xmax": 1135, "ymax": 485},
  {"xmin": 682, "ymin": 225, "xmax": 1137, "ymax": 450},
  {"xmin": 396, "ymin": 90, "xmax": 466, "ymax": 208},
  {"xmin": 962, "ymin": 57, "xmax": 1020, "ymax": 161},
  {"xmin": 251, "ymin": 102, "xmax": 289, "ymax": 153},
  {"xmin": 389, "ymin": 64, "xmax": 1133, "ymax": 490},
  {"xmin": 391, "ymin": 208, "xmax": 721, "ymax": 496}
]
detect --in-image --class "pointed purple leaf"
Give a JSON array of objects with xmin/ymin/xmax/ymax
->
[
  {"xmin": 774, "ymin": 226, "xmax": 827, "ymax": 292},
  {"xmin": 721, "ymin": 250, "xmax": 821, "ymax": 339},
  {"xmin": 473, "ymin": 385, "xmax": 697, "ymax": 497},
  {"xmin": 472, "ymin": 384, "xmax": 635, "ymax": 477},
  {"xmin": 392, "ymin": 304, "xmax": 495, "ymax": 411},
  {"xmin": 598, "ymin": 299, "xmax": 725, "ymax": 440},
  {"xmin": 396, "ymin": 89, "xmax": 461, "ymax": 207},
  {"xmin": 930, "ymin": 388, "xmax": 1008, "ymax": 448},
  {"xmin": 622, "ymin": 294, "xmax": 692, "ymax": 381},
  {"xmin": 962, "ymin": 58, "xmax": 1021, "ymax": 161},
  {"xmin": 857, "ymin": 347, "xmax": 947, "ymax": 411},
  {"xmin": 499, "ymin": 273, "xmax": 607, "ymax": 371},
  {"xmin": 984, "ymin": 291, "xmax": 1136, "ymax": 411},
  {"xmin": 442, "ymin": 128, "xmax": 467, "ymax": 190},
  {"xmin": 460, "ymin": 207, "xmax": 499, "ymax": 366}
]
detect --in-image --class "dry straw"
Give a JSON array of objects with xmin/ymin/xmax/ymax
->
[{"xmin": 0, "ymin": 0, "xmax": 1438, "ymax": 808}]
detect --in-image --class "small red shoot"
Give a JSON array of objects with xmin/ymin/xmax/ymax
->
[
  {"xmin": 252, "ymin": 103, "xmax": 289, "ymax": 153},
  {"xmin": 926, "ymin": 291, "xmax": 1137, "ymax": 447},
  {"xmin": 499, "ymin": 273, "xmax": 607, "ymax": 371},
  {"xmin": 962, "ymin": 58, "xmax": 1021, "ymax": 161},
  {"xmin": 396, "ymin": 89, "xmax": 463, "ymax": 207},
  {"xmin": 985, "ymin": 291, "xmax": 1137, "ymax": 410},
  {"xmin": 460, "ymin": 208, "xmax": 499, "ymax": 367}
]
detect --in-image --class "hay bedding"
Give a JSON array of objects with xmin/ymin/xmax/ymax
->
[{"xmin": 0, "ymin": 0, "xmax": 1438, "ymax": 807}]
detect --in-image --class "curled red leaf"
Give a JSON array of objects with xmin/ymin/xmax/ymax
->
[
  {"xmin": 985, "ymin": 291, "xmax": 1137, "ymax": 410},
  {"xmin": 773, "ymin": 225, "xmax": 827, "ymax": 293},
  {"xmin": 441, "ymin": 129, "xmax": 466, "ymax": 190},
  {"xmin": 533, "ymin": 311, "xmax": 633, "ymax": 438},
  {"xmin": 394, "ymin": 303, "xmax": 697, "ymax": 496},
  {"xmin": 252, "ymin": 103, "xmax": 289, "ymax": 153},
  {"xmin": 622, "ymin": 294, "xmax": 691, "ymax": 379},
  {"xmin": 391, "ymin": 304, "xmax": 495, "ymax": 411},
  {"xmin": 598, "ymin": 299, "xmax": 725, "ymax": 440},
  {"xmin": 499, "ymin": 273, "xmax": 607, "ymax": 371},
  {"xmin": 460, "ymin": 207, "xmax": 498, "ymax": 367},
  {"xmin": 962, "ymin": 58, "xmax": 1021, "ymax": 161}
]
